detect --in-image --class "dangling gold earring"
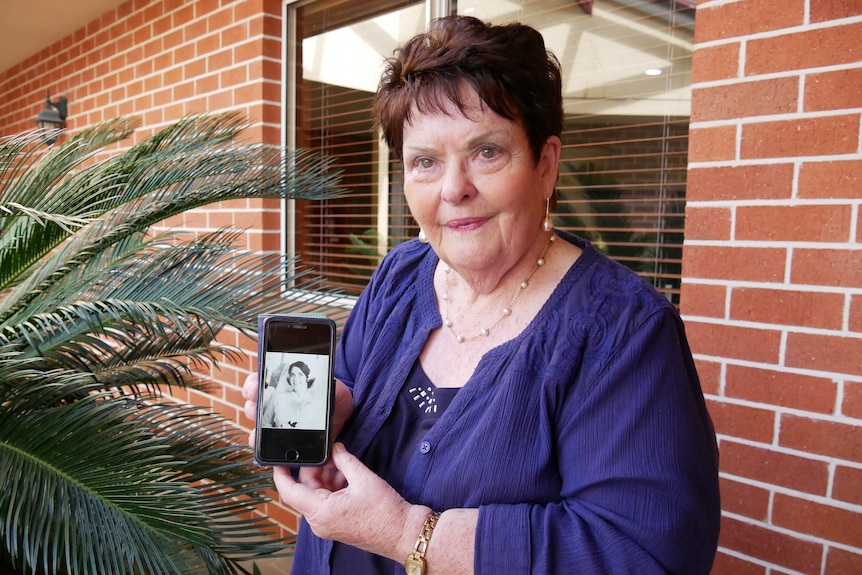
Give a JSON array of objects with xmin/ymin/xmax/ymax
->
[
  {"xmin": 542, "ymin": 198, "xmax": 554, "ymax": 232},
  {"xmin": 418, "ymin": 228, "xmax": 429, "ymax": 243}
]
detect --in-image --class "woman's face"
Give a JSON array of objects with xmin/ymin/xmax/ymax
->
[
  {"xmin": 401, "ymin": 87, "xmax": 561, "ymax": 278},
  {"xmin": 288, "ymin": 366, "xmax": 307, "ymax": 389}
]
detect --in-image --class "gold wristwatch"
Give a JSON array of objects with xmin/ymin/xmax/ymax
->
[{"xmin": 403, "ymin": 511, "xmax": 441, "ymax": 575}]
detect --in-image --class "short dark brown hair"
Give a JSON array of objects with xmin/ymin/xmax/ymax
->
[{"xmin": 372, "ymin": 15, "xmax": 563, "ymax": 163}]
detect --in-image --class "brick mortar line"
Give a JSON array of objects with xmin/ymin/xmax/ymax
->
[
  {"xmin": 680, "ymin": 279, "xmax": 862, "ymax": 296},
  {"xmin": 719, "ymin": 483, "xmax": 862, "ymax": 518},
  {"xmin": 709, "ymin": 432, "xmax": 862, "ymax": 468},
  {"xmin": 692, "ymin": 13, "xmax": 862, "ymax": 50},
  {"xmin": 688, "ymin": 153, "xmax": 862, "ymax": 168},
  {"xmin": 692, "ymin": 61, "xmax": 862, "ymax": 89},
  {"xmin": 707, "ymin": 393, "xmax": 862, "ymax": 428},
  {"xmin": 718, "ymin": 538, "xmax": 854, "ymax": 575},
  {"xmin": 685, "ymin": 315, "xmax": 862, "ymax": 338},
  {"xmin": 683, "ymin": 238, "xmax": 862, "ymax": 249},
  {"xmin": 686, "ymin": 198, "xmax": 862, "ymax": 207},
  {"xmin": 690, "ymin": 352, "xmax": 862, "ymax": 386},
  {"xmin": 689, "ymin": 108, "xmax": 862, "ymax": 128}
]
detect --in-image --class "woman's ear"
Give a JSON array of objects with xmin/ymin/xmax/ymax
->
[{"xmin": 540, "ymin": 136, "xmax": 562, "ymax": 194}]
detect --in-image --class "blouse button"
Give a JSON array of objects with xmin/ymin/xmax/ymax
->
[{"xmin": 419, "ymin": 441, "xmax": 432, "ymax": 454}]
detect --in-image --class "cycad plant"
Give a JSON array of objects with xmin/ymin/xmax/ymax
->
[{"xmin": 0, "ymin": 114, "xmax": 344, "ymax": 575}]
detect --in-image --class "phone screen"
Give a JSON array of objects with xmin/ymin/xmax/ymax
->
[{"xmin": 255, "ymin": 315, "xmax": 335, "ymax": 466}]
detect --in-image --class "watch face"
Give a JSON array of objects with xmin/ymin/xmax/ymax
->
[{"xmin": 403, "ymin": 556, "xmax": 425, "ymax": 575}]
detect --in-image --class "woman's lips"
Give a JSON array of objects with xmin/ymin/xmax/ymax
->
[{"xmin": 446, "ymin": 217, "xmax": 485, "ymax": 231}]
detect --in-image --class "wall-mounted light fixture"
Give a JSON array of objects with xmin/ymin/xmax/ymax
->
[{"xmin": 35, "ymin": 89, "xmax": 68, "ymax": 145}]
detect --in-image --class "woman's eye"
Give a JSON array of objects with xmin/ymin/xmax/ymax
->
[
  {"xmin": 411, "ymin": 157, "xmax": 434, "ymax": 170},
  {"xmin": 479, "ymin": 146, "xmax": 496, "ymax": 159}
]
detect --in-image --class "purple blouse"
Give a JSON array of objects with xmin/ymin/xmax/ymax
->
[{"xmin": 289, "ymin": 232, "xmax": 720, "ymax": 575}]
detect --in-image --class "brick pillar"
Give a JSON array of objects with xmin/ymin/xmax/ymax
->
[{"xmin": 682, "ymin": 1, "xmax": 862, "ymax": 573}]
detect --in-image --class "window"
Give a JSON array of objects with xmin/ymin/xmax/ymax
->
[{"xmin": 287, "ymin": 0, "xmax": 695, "ymax": 303}]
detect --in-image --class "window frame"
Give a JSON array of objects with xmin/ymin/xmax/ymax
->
[{"xmin": 282, "ymin": 0, "xmax": 695, "ymax": 304}]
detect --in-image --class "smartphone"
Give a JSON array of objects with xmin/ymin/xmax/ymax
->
[{"xmin": 254, "ymin": 314, "xmax": 335, "ymax": 466}]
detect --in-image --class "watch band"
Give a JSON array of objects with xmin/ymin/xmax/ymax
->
[{"xmin": 403, "ymin": 510, "xmax": 441, "ymax": 575}]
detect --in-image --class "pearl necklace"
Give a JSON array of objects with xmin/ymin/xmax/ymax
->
[{"xmin": 442, "ymin": 233, "xmax": 556, "ymax": 343}]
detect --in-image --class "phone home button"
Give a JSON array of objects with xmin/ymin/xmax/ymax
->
[{"xmin": 285, "ymin": 449, "xmax": 300, "ymax": 462}]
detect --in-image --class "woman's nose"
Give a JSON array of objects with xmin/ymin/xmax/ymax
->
[{"xmin": 440, "ymin": 161, "xmax": 476, "ymax": 204}]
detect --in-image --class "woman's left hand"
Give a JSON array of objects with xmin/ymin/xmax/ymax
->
[{"xmin": 273, "ymin": 442, "xmax": 429, "ymax": 561}]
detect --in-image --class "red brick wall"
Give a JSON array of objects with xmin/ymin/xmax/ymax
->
[
  {"xmin": 0, "ymin": 0, "xmax": 295, "ymax": 537},
  {"xmin": 684, "ymin": 1, "xmax": 862, "ymax": 573}
]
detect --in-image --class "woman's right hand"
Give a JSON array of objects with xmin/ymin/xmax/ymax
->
[
  {"xmin": 242, "ymin": 371, "xmax": 355, "ymax": 491},
  {"xmin": 242, "ymin": 372, "xmax": 261, "ymax": 449}
]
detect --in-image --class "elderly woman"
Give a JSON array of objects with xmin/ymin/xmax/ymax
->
[{"xmin": 244, "ymin": 15, "xmax": 719, "ymax": 575}]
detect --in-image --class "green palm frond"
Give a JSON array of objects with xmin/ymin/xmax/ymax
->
[
  {"xmin": 0, "ymin": 112, "xmax": 341, "ymax": 311},
  {"xmin": 0, "ymin": 119, "xmax": 139, "ymax": 291},
  {"xmin": 0, "ymin": 114, "xmax": 343, "ymax": 574},
  {"xmin": 0, "ymin": 117, "xmax": 136, "ymax": 213},
  {"xmin": 0, "ymin": 387, "xmax": 283, "ymax": 574}
]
